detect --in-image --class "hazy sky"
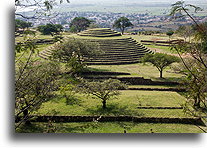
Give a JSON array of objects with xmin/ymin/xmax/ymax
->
[
  {"xmin": 67, "ymin": 0, "xmax": 206, "ymax": 4},
  {"xmin": 18, "ymin": 0, "xmax": 206, "ymax": 13},
  {"xmin": 64, "ymin": 0, "xmax": 207, "ymax": 8},
  {"xmin": 57, "ymin": 0, "xmax": 206, "ymax": 14}
]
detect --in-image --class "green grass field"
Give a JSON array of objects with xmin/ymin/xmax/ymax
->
[{"xmin": 36, "ymin": 90, "xmax": 189, "ymax": 117}]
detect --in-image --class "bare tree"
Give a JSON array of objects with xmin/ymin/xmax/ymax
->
[
  {"xmin": 176, "ymin": 25, "xmax": 193, "ymax": 42},
  {"xmin": 15, "ymin": 0, "xmax": 70, "ymax": 19},
  {"xmin": 15, "ymin": 0, "xmax": 69, "ymax": 129},
  {"xmin": 170, "ymin": 1, "xmax": 207, "ymax": 110}
]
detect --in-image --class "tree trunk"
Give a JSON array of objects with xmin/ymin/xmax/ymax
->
[
  {"xmin": 121, "ymin": 27, "xmax": 125, "ymax": 35},
  {"xmin": 102, "ymin": 100, "xmax": 106, "ymax": 109},
  {"xmin": 23, "ymin": 109, "xmax": 31, "ymax": 125},
  {"xmin": 159, "ymin": 70, "xmax": 163, "ymax": 78},
  {"xmin": 194, "ymin": 98, "xmax": 201, "ymax": 109}
]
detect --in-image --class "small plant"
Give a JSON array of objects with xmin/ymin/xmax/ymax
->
[
  {"xmin": 60, "ymin": 84, "xmax": 77, "ymax": 105},
  {"xmin": 44, "ymin": 120, "xmax": 57, "ymax": 133},
  {"xmin": 166, "ymin": 30, "xmax": 174, "ymax": 41}
]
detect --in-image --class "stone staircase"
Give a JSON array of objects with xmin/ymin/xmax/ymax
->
[{"xmin": 84, "ymin": 37, "xmax": 152, "ymax": 65}]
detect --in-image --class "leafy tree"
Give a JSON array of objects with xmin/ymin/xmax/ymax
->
[
  {"xmin": 37, "ymin": 23, "xmax": 63, "ymax": 36},
  {"xmin": 166, "ymin": 30, "xmax": 174, "ymax": 41},
  {"xmin": 142, "ymin": 53, "xmax": 180, "ymax": 78},
  {"xmin": 15, "ymin": 19, "xmax": 32, "ymax": 31},
  {"xmin": 70, "ymin": 17, "xmax": 93, "ymax": 33},
  {"xmin": 113, "ymin": 17, "xmax": 133, "ymax": 34},
  {"xmin": 78, "ymin": 79, "xmax": 126, "ymax": 109},
  {"xmin": 170, "ymin": 1, "xmax": 207, "ymax": 111},
  {"xmin": 69, "ymin": 26, "xmax": 78, "ymax": 33},
  {"xmin": 15, "ymin": 19, "xmax": 33, "ymax": 37},
  {"xmin": 51, "ymin": 38, "xmax": 101, "ymax": 74}
]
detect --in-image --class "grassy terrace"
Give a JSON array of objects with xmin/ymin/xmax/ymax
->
[
  {"xmin": 88, "ymin": 63, "xmax": 183, "ymax": 82},
  {"xmin": 36, "ymin": 90, "xmax": 188, "ymax": 117}
]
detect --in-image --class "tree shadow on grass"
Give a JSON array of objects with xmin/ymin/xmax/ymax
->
[
  {"xmin": 86, "ymin": 103, "xmax": 143, "ymax": 116},
  {"xmin": 49, "ymin": 95, "xmax": 83, "ymax": 106},
  {"xmin": 153, "ymin": 77, "xmax": 182, "ymax": 83},
  {"xmin": 65, "ymin": 96, "xmax": 83, "ymax": 106}
]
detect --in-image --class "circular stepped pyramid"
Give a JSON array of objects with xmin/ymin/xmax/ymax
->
[
  {"xmin": 39, "ymin": 28, "xmax": 152, "ymax": 65},
  {"xmin": 77, "ymin": 28, "xmax": 121, "ymax": 37}
]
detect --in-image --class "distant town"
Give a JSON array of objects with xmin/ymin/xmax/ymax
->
[{"xmin": 27, "ymin": 11, "xmax": 207, "ymax": 33}]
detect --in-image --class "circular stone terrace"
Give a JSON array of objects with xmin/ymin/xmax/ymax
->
[{"xmin": 39, "ymin": 28, "xmax": 152, "ymax": 65}]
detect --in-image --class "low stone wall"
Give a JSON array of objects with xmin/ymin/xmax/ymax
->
[
  {"xmin": 128, "ymin": 87, "xmax": 185, "ymax": 92},
  {"xmin": 35, "ymin": 39, "xmax": 54, "ymax": 44},
  {"xmin": 80, "ymin": 71, "xmax": 131, "ymax": 76},
  {"xmin": 117, "ymin": 77, "xmax": 179, "ymax": 86},
  {"xmin": 15, "ymin": 115, "xmax": 205, "ymax": 126},
  {"xmin": 117, "ymin": 77, "xmax": 153, "ymax": 85},
  {"xmin": 84, "ymin": 76, "xmax": 179, "ymax": 86},
  {"xmin": 17, "ymin": 39, "xmax": 55, "ymax": 45},
  {"xmin": 137, "ymin": 106, "xmax": 183, "ymax": 109}
]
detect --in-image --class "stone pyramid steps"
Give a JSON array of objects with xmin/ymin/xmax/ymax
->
[
  {"xmin": 78, "ymin": 28, "xmax": 122, "ymax": 37},
  {"xmin": 39, "ymin": 28, "xmax": 153, "ymax": 65}
]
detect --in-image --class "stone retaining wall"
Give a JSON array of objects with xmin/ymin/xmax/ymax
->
[
  {"xmin": 15, "ymin": 115, "xmax": 205, "ymax": 126},
  {"xmin": 84, "ymin": 76, "xmax": 179, "ymax": 86},
  {"xmin": 128, "ymin": 87, "xmax": 185, "ymax": 92},
  {"xmin": 137, "ymin": 107, "xmax": 183, "ymax": 109}
]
